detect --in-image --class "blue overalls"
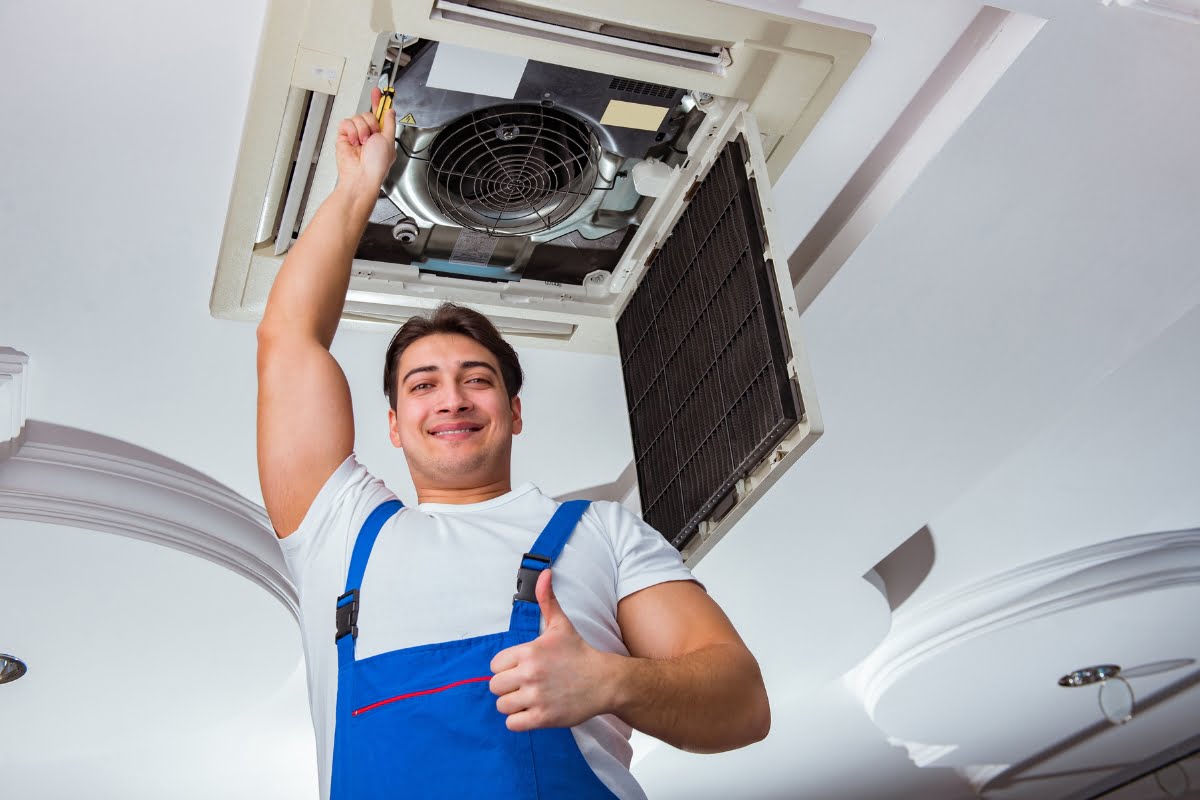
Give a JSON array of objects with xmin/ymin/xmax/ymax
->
[{"xmin": 331, "ymin": 498, "xmax": 622, "ymax": 799}]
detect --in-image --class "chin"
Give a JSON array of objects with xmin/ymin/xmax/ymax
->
[{"xmin": 429, "ymin": 453, "xmax": 491, "ymax": 481}]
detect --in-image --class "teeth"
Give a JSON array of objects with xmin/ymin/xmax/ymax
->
[{"xmin": 433, "ymin": 429, "xmax": 475, "ymax": 435}]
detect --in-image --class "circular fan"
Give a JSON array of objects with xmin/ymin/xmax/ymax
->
[{"xmin": 425, "ymin": 104, "xmax": 602, "ymax": 237}]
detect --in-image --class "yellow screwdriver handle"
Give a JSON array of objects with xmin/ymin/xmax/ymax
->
[{"xmin": 376, "ymin": 91, "xmax": 394, "ymax": 126}]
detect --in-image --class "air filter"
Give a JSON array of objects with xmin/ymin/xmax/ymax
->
[{"xmin": 617, "ymin": 137, "xmax": 802, "ymax": 550}]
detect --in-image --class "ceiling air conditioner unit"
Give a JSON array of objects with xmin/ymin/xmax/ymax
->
[{"xmin": 212, "ymin": 0, "xmax": 870, "ymax": 561}]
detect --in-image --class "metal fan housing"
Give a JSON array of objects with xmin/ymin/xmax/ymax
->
[{"xmin": 425, "ymin": 104, "xmax": 604, "ymax": 237}]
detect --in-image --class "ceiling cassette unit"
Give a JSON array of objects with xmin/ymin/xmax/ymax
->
[{"xmin": 212, "ymin": 0, "xmax": 870, "ymax": 558}]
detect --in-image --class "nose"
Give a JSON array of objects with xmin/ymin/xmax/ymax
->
[{"xmin": 437, "ymin": 382, "xmax": 472, "ymax": 415}]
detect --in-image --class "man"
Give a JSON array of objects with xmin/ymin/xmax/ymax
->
[{"xmin": 257, "ymin": 88, "xmax": 769, "ymax": 800}]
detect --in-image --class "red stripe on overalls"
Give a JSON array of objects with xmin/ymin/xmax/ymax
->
[{"xmin": 352, "ymin": 676, "xmax": 493, "ymax": 717}]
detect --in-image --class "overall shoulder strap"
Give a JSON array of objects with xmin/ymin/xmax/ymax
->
[
  {"xmin": 344, "ymin": 498, "xmax": 405, "ymax": 595},
  {"xmin": 523, "ymin": 499, "xmax": 590, "ymax": 575},
  {"xmin": 335, "ymin": 499, "xmax": 404, "ymax": 655},
  {"xmin": 509, "ymin": 499, "xmax": 591, "ymax": 636}
]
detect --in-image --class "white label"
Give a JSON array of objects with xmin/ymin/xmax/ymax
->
[
  {"xmin": 426, "ymin": 43, "xmax": 527, "ymax": 100},
  {"xmin": 449, "ymin": 229, "xmax": 499, "ymax": 265}
]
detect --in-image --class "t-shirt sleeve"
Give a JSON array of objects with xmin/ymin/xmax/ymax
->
[
  {"xmin": 593, "ymin": 501, "xmax": 704, "ymax": 601},
  {"xmin": 277, "ymin": 453, "xmax": 396, "ymax": 583}
]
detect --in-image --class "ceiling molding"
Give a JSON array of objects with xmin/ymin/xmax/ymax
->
[
  {"xmin": 884, "ymin": 736, "xmax": 958, "ymax": 768},
  {"xmin": 788, "ymin": 6, "xmax": 1045, "ymax": 314},
  {"xmin": 0, "ymin": 421, "xmax": 297, "ymax": 618},
  {"xmin": 848, "ymin": 528, "xmax": 1200, "ymax": 718},
  {"xmin": 879, "ymin": 738, "xmax": 1010, "ymax": 791},
  {"xmin": 958, "ymin": 763, "xmax": 1009, "ymax": 794},
  {"xmin": 0, "ymin": 348, "xmax": 30, "ymax": 461}
]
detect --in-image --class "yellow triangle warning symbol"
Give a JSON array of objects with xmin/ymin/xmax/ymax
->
[{"xmin": 398, "ymin": 113, "xmax": 417, "ymax": 125}]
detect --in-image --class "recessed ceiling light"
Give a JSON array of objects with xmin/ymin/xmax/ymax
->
[
  {"xmin": 0, "ymin": 654, "xmax": 28, "ymax": 684},
  {"xmin": 1058, "ymin": 664, "xmax": 1135, "ymax": 724},
  {"xmin": 1058, "ymin": 664, "xmax": 1122, "ymax": 687}
]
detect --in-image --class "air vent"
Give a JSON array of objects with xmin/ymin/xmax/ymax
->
[
  {"xmin": 617, "ymin": 137, "xmax": 802, "ymax": 550},
  {"xmin": 343, "ymin": 297, "xmax": 576, "ymax": 338},
  {"xmin": 430, "ymin": 0, "xmax": 732, "ymax": 74},
  {"xmin": 257, "ymin": 88, "xmax": 334, "ymax": 254},
  {"xmin": 608, "ymin": 77, "xmax": 679, "ymax": 100}
]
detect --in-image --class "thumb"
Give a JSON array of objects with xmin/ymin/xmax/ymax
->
[{"xmin": 536, "ymin": 568, "xmax": 569, "ymax": 629}]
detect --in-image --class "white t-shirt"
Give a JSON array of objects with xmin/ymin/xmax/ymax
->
[{"xmin": 279, "ymin": 455, "xmax": 699, "ymax": 800}]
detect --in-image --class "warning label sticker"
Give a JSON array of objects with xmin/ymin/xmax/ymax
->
[
  {"xmin": 398, "ymin": 112, "xmax": 417, "ymax": 125},
  {"xmin": 449, "ymin": 229, "xmax": 499, "ymax": 265}
]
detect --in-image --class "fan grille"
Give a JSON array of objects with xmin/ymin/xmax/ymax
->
[{"xmin": 426, "ymin": 104, "xmax": 601, "ymax": 237}]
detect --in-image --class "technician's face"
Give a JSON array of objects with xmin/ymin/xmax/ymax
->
[{"xmin": 387, "ymin": 333, "xmax": 522, "ymax": 489}]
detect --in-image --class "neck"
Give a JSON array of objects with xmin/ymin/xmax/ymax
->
[{"xmin": 415, "ymin": 477, "xmax": 513, "ymax": 506}]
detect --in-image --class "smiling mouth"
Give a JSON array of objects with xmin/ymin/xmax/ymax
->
[{"xmin": 430, "ymin": 425, "xmax": 483, "ymax": 437}]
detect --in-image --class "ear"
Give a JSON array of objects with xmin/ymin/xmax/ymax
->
[
  {"xmin": 387, "ymin": 406, "xmax": 403, "ymax": 449},
  {"xmin": 510, "ymin": 395, "xmax": 523, "ymax": 436}
]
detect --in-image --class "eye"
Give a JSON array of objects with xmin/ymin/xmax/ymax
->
[
  {"xmin": 410, "ymin": 382, "xmax": 433, "ymax": 392},
  {"xmin": 466, "ymin": 376, "xmax": 491, "ymax": 385}
]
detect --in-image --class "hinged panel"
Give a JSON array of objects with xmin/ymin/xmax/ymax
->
[{"xmin": 616, "ymin": 110, "xmax": 822, "ymax": 558}]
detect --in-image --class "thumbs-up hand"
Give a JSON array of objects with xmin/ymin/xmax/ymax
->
[{"xmin": 489, "ymin": 569, "xmax": 618, "ymax": 732}]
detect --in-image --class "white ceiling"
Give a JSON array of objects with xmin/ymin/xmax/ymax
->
[
  {"xmin": 2, "ymin": 0, "xmax": 1199, "ymax": 798},
  {"xmin": 0, "ymin": 518, "xmax": 304, "ymax": 769}
]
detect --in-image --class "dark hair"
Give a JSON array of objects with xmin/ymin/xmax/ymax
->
[{"xmin": 383, "ymin": 303, "xmax": 524, "ymax": 409}]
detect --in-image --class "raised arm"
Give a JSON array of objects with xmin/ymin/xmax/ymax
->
[{"xmin": 256, "ymin": 90, "xmax": 396, "ymax": 536}]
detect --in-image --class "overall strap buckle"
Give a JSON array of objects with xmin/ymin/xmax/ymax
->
[
  {"xmin": 513, "ymin": 553, "xmax": 551, "ymax": 604},
  {"xmin": 335, "ymin": 589, "xmax": 360, "ymax": 642}
]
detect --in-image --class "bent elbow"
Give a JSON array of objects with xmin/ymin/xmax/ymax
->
[
  {"xmin": 754, "ymin": 704, "xmax": 771, "ymax": 744},
  {"xmin": 742, "ymin": 653, "xmax": 770, "ymax": 746},
  {"xmin": 257, "ymin": 318, "xmax": 287, "ymax": 348},
  {"xmin": 748, "ymin": 691, "xmax": 771, "ymax": 745}
]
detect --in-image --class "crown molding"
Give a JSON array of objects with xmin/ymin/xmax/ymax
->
[
  {"xmin": 0, "ymin": 421, "xmax": 297, "ymax": 618},
  {"xmin": 848, "ymin": 528, "xmax": 1200, "ymax": 718},
  {"xmin": 884, "ymin": 737, "xmax": 958, "ymax": 768},
  {"xmin": 0, "ymin": 348, "xmax": 30, "ymax": 461},
  {"xmin": 958, "ymin": 763, "xmax": 1009, "ymax": 793}
]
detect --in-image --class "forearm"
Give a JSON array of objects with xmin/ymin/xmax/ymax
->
[
  {"xmin": 259, "ymin": 185, "xmax": 375, "ymax": 349},
  {"xmin": 603, "ymin": 642, "xmax": 770, "ymax": 754}
]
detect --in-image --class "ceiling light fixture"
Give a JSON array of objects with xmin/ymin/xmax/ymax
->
[
  {"xmin": 1058, "ymin": 664, "xmax": 1121, "ymax": 687},
  {"xmin": 1058, "ymin": 664, "xmax": 1135, "ymax": 725},
  {"xmin": 0, "ymin": 653, "xmax": 28, "ymax": 684}
]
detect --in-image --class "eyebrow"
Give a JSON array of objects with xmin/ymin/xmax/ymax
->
[{"xmin": 402, "ymin": 361, "xmax": 499, "ymax": 385}]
